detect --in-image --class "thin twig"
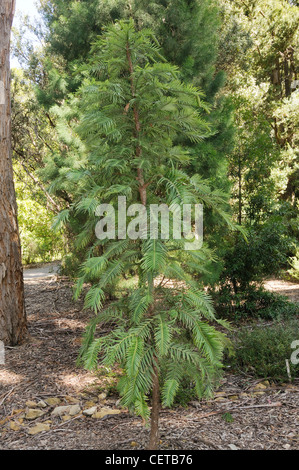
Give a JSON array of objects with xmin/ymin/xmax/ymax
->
[{"xmin": 0, "ymin": 387, "xmax": 15, "ymax": 407}]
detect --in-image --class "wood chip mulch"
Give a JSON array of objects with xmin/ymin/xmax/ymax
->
[{"xmin": 0, "ymin": 275, "xmax": 298, "ymax": 450}]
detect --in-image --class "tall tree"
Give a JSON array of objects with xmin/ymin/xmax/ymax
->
[
  {"xmin": 69, "ymin": 20, "xmax": 231, "ymax": 450},
  {"xmin": 0, "ymin": 0, "xmax": 27, "ymax": 345}
]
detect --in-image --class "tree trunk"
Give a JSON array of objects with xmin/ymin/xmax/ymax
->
[
  {"xmin": 147, "ymin": 363, "xmax": 160, "ymax": 450},
  {"xmin": 0, "ymin": 0, "xmax": 27, "ymax": 346}
]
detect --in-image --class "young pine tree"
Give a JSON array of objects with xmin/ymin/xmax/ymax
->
[{"xmin": 67, "ymin": 20, "xmax": 231, "ymax": 450}]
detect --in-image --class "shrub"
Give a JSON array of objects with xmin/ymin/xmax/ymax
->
[
  {"xmin": 228, "ymin": 319, "xmax": 299, "ymax": 381},
  {"xmin": 18, "ymin": 198, "xmax": 64, "ymax": 265},
  {"xmin": 213, "ymin": 284, "xmax": 298, "ymax": 321},
  {"xmin": 220, "ymin": 221, "xmax": 295, "ymax": 294}
]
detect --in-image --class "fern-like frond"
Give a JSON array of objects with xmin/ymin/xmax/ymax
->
[
  {"xmin": 141, "ymin": 238, "xmax": 168, "ymax": 274},
  {"xmin": 126, "ymin": 336, "xmax": 144, "ymax": 377},
  {"xmin": 129, "ymin": 288, "xmax": 153, "ymax": 325},
  {"xmin": 154, "ymin": 314, "xmax": 172, "ymax": 357},
  {"xmin": 51, "ymin": 209, "xmax": 70, "ymax": 232},
  {"xmin": 83, "ymin": 338, "xmax": 105, "ymax": 370},
  {"xmin": 83, "ymin": 285, "xmax": 105, "ymax": 312}
]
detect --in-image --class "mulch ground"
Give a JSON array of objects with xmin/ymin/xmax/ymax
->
[{"xmin": 0, "ymin": 275, "xmax": 299, "ymax": 450}]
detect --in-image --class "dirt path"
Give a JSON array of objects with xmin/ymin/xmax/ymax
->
[
  {"xmin": 23, "ymin": 262, "xmax": 60, "ymax": 280},
  {"xmin": 0, "ymin": 275, "xmax": 298, "ymax": 450},
  {"xmin": 263, "ymin": 278, "xmax": 299, "ymax": 304}
]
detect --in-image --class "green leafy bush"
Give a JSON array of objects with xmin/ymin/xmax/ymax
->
[
  {"xmin": 18, "ymin": 198, "xmax": 64, "ymax": 264},
  {"xmin": 213, "ymin": 284, "xmax": 299, "ymax": 321},
  {"xmin": 221, "ymin": 221, "xmax": 295, "ymax": 294},
  {"xmin": 228, "ymin": 319, "xmax": 299, "ymax": 381},
  {"xmin": 15, "ymin": 168, "xmax": 64, "ymax": 265}
]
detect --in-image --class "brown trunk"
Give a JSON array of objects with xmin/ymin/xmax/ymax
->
[
  {"xmin": 147, "ymin": 363, "xmax": 160, "ymax": 450},
  {"xmin": 0, "ymin": 0, "xmax": 27, "ymax": 345}
]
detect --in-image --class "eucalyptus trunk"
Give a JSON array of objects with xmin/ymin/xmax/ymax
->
[{"xmin": 0, "ymin": 0, "xmax": 27, "ymax": 346}]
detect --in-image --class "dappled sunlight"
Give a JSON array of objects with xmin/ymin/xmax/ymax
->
[
  {"xmin": 58, "ymin": 372, "xmax": 98, "ymax": 393},
  {"xmin": 153, "ymin": 275, "xmax": 187, "ymax": 290},
  {"xmin": 0, "ymin": 368, "xmax": 25, "ymax": 386},
  {"xmin": 52, "ymin": 318, "xmax": 87, "ymax": 330}
]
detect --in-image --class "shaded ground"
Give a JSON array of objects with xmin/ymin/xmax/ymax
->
[{"xmin": 0, "ymin": 270, "xmax": 298, "ymax": 450}]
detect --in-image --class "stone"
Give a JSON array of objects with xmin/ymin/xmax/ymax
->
[
  {"xmin": 9, "ymin": 421, "xmax": 21, "ymax": 431},
  {"xmin": 254, "ymin": 383, "xmax": 267, "ymax": 391},
  {"xmin": 69, "ymin": 404, "xmax": 81, "ymax": 416},
  {"xmin": 92, "ymin": 408, "xmax": 121, "ymax": 419},
  {"xmin": 85, "ymin": 401, "xmax": 97, "ymax": 408},
  {"xmin": 25, "ymin": 409, "xmax": 45, "ymax": 420},
  {"xmin": 98, "ymin": 392, "xmax": 107, "ymax": 401},
  {"xmin": 28, "ymin": 423, "xmax": 51, "ymax": 435},
  {"xmin": 25, "ymin": 401, "xmax": 37, "ymax": 408},
  {"xmin": 228, "ymin": 444, "xmax": 239, "ymax": 450},
  {"xmin": 51, "ymin": 405, "xmax": 71, "ymax": 417},
  {"xmin": 83, "ymin": 406, "xmax": 97, "ymax": 416},
  {"xmin": 36, "ymin": 400, "xmax": 47, "ymax": 408},
  {"xmin": 64, "ymin": 396, "xmax": 80, "ymax": 404},
  {"xmin": 45, "ymin": 397, "xmax": 61, "ymax": 406}
]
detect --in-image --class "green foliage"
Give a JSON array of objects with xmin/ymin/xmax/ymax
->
[
  {"xmin": 288, "ymin": 248, "xmax": 299, "ymax": 281},
  {"xmin": 229, "ymin": 319, "xmax": 299, "ymax": 381},
  {"xmin": 65, "ymin": 20, "xmax": 234, "ymax": 422},
  {"xmin": 218, "ymin": 0, "xmax": 299, "ymax": 283},
  {"xmin": 15, "ymin": 164, "xmax": 64, "ymax": 264},
  {"xmin": 213, "ymin": 284, "xmax": 299, "ymax": 321},
  {"xmin": 12, "ymin": 1, "xmax": 236, "ymax": 289},
  {"xmin": 222, "ymin": 412, "xmax": 234, "ymax": 423},
  {"xmin": 10, "ymin": 3, "xmax": 299, "ymax": 423},
  {"xmin": 212, "ymin": 214, "xmax": 295, "ymax": 309}
]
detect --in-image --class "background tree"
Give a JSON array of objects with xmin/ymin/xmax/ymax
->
[
  {"xmin": 210, "ymin": 0, "xmax": 299, "ymax": 313},
  {"xmin": 0, "ymin": 0, "xmax": 27, "ymax": 345}
]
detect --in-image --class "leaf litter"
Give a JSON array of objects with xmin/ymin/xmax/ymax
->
[{"xmin": 0, "ymin": 274, "xmax": 298, "ymax": 450}]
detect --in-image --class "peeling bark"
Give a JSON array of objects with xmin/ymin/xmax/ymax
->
[{"xmin": 0, "ymin": 0, "xmax": 27, "ymax": 345}]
